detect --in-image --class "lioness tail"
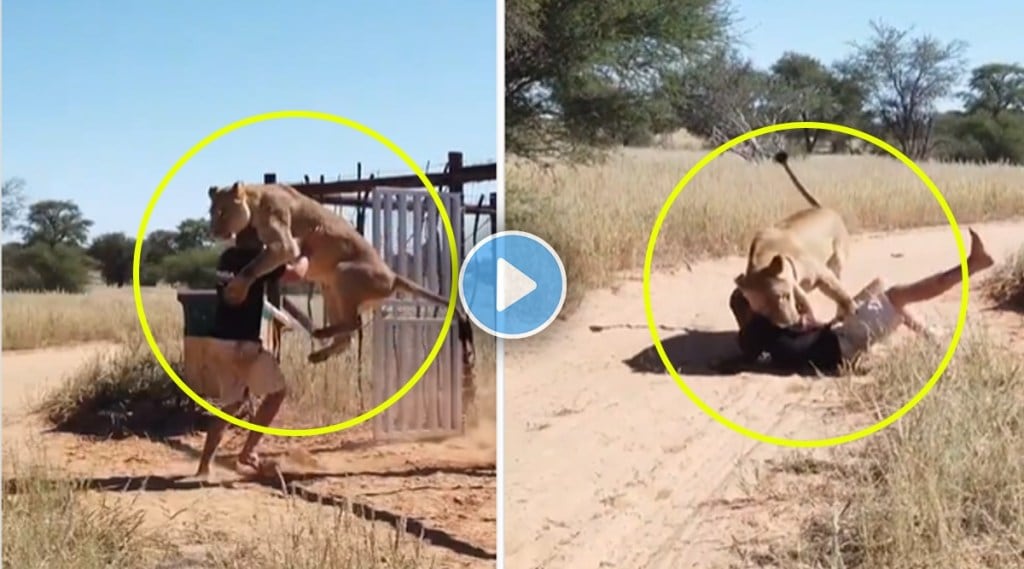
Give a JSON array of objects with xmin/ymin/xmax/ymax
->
[
  {"xmin": 773, "ymin": 151, "xmax": 821, "ymax": 208},
  {"xmin": 392, "ymin": 274, "xmax": 465, "ymax": 315}
]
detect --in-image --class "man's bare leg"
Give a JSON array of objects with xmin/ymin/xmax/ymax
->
[
  {"xmin": 196, "ymin": 401, "xmax": 244, "ymax": 477},
  {"xmin": 235, "ymin": 388, "xmax": 286, "ymax": 470},
  {"xmin": 885, "ymin": 228, "xmax": 995, "ymax": 310}
]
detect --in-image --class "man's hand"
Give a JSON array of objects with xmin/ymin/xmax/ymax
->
[
  {"xmin": 280, "ymin": 256, "xmax": 310, "ymax": 284},
  {"xmin": 223, "ymin": 276, "xmax": 251, "ymax": 305}
]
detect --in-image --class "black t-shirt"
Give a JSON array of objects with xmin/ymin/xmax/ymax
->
[
  {"xmin": 737, "ymin": 315, "xmax": 843, "ymax": 373},
  {"xmin": 729, "ymin": 288, "xmax": 843, "ymax": 373},
  {"xmin": 211, "ymin": 248, "xmax": 286, "ymax": 342}
]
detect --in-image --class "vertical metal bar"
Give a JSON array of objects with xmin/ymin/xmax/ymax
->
[
  {"xmin": 451, "ymin": 192, "xmax": 465, "ymax": 433},
  {"xmin": 371, "ymin": 190, "xmax": 385, "ymax": 440},
  {"xmin": 397, "ymin": 192, "xmax": 409, "ymax": 280}
]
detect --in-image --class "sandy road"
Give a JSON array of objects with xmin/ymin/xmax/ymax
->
[
  {"xmin": 2, "ymin": 343, "xmax": 497, "ymax": 567},
  {"xmin": 503, "ymin": 220, "xmax": 1024, "ymax": 569}
]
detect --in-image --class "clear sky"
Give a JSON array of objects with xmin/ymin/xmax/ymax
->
[
  {"xmin": 733, "ymin": 0, "xmax": 1023, "ymax": 110},
  {"xmin": 3, "ymin": 0, "xmax": 497, "ymax": 240}
]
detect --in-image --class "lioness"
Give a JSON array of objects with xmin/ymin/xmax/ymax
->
[
  {"xmin": 207, "ymin": 181, "xmax": 472, "ymax": 364},
  {"xmin": 733, "ymin": 151, "xmax": 857, "ymax": 328}
]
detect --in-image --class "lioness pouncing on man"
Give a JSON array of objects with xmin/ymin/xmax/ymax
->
[
  {"xmin": 728, "ymin": 227, "xmax": 995, "ymax": 374},
  {"xmin": 207, "ymin": 181, "xmax": 470, "ymax": 364},
  {"xmin": 733, "ymin": 151, "xmax": 857, "ymax": 329}
]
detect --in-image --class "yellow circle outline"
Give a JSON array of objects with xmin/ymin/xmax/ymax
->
[
  {"xmin": 642, "ymin": 121, "xmax": 969, "ymax": 448},
  {"xmin": 132, "ymin": 110, "xmax": 459, "ymax": 438}
]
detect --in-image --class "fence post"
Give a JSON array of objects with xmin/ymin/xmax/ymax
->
[{"xmin": 261, "ymin": 173, "xmax": 282, "ymax": 362}]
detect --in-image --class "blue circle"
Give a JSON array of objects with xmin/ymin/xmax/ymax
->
[{"xmin": 459, "ymin": 231, "xmax": 567, "ymax": 339}]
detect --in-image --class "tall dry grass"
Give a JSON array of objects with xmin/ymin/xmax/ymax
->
[
  {"xmin": 2, "ymin": 456, "xmax": 160, "ymax": 568},
  {"xmin": 2, "ymin": 451, "xmax": 438, "ymax": 569},
  {"xmin": 7, "ymin": 285, "xmax": 495, "ymax": 431},
  {"xmin": 750, "ymin": 333, "xmax": 1024, "ymax": 568},
  {"xmin": 982, "ymin": 244, "xmax": 1024, "ymax": 311},
  {"xmin": 507, "ymin": 148, "xmax": 1024, "ymax": 309},
  {"xmin": 4, "ymin": 285, "xmax": 492, "ymax": 568},
  {"xmin": 2, "ymin": 285, "xmax": 181, "ymax": 350}
]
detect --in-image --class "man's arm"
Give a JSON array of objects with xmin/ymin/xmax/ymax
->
[{"xmin": 899, "ymin": 306, "xmax": 938, "ymax": 342}]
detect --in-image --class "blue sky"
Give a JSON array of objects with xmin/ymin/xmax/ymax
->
[
  {"xmin": 3, "ymin": 1, "xmax": 497, "ymax": 240},
  {"xmin": 733, "ymin": 0, "xmax": 1023, "ymax": 110},
  {"xmin": 5, "ymin": 1, "xmax": 1019, "ymax": 243}
]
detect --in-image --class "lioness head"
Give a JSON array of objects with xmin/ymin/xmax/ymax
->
[
  {"xmin": 207, "ymin": 182, "xmax": 251, "ymax": 240},
  {"xmin": 734, "ymin": 255, "xmax": 802, "ymax": 328}
]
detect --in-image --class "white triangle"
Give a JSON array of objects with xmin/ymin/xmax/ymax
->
[{"xmin": 496, "ymin": 257, "xmax": 537, "ymax": 312}]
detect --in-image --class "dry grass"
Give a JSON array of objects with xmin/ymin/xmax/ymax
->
[
  {"xmin": 2, "ymin": 455, "xmax": 160, "ymax": 568},
  {"xmin": 202, "ymin": 499, "xmax": 435, "ymax": 569},
  {"xmin": 2, "ymin": 451, "xmax": 438, "ymax": 569},
  {"xmin": 982, "ymin": 244, "xmax": 1024, "ymax": 311},
  {"xmin": 4, "ymin": 285, "xmax": 492, "ymax": 568},
  {"xmin": 743, "ymin": 333, "xmax": 1024, "ymax": 568},
  {"xmin": 2, "ymin": 285, "xmax": 181, "ymax": 351},
  {"xmin": 9, "ymin": 285, "xmax": 495, "ymax": 434},
  {"xmin": 507, "ymin": 147, "xmax": 1024, "ymax": 310}
]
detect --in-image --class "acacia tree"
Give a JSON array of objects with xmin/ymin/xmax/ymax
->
[
  {"xmin": 505, "ymin": 0, "xmax": 735, "ymax": 159},
  {"xmin": 667, "ymin": 46, "xmax": 794, "ymax": 161},
  {"xmin": 87, "ymin": 232, "xmax": 135, "ymax": 287},
  {"xmin": 18, "ymin": 199, "xmax": 94, "ymax": 248},
  {"xmin": 769, "ymin": 52, "xmax": 837, "ymax": 152},
  {"xmin": 173, "ymin": 217, "xmax": 213, "ymax": 251},
  {"xmin": 960, "ymin": 62, "xmax": 1024, "ymax": 118},
  {"xmin": 845, "ymin": 20, "xmax": 968, "ymax": 159},
  {"xmin": 2, "ymin": 178, "xmax": 27, "ymax": 234}
]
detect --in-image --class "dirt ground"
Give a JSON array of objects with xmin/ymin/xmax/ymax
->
[
  {"xmin": 503, "ymin": 220, "xmax": 1024, "ymax": 569},
  {"xmin": 2, "ymin": 344, "xmax": 497, "ymax": 567}
]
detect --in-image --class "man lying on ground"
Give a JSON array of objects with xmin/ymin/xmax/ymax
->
[
  {"xmin": 727, "ymin": 228, "xmax": 995, "ymax": 375},
  {"xmin": 194, "ymin": 228, "xmax": 310, "ymax": 478}
]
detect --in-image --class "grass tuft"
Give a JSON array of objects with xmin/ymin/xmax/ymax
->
[
  {"xmin": 774, "ymin": 333, "xmax": 1024, "ymax": 568},
  {"xmin": 982, "ymin": 244, "xmax": 1024, "ymax": 311}
]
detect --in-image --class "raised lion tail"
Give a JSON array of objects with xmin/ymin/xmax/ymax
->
[{"xmin": 773, "ymin": 151, "xmax": 821, "ymax": 208}]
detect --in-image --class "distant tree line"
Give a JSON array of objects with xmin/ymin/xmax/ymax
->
[
  {"xmin": 2, "ymin": 179, "xmax": 221, "ymax": 293},
  {"xmin": 507, "ymin": 2, "xmax": 1024, "ymax": 164}
]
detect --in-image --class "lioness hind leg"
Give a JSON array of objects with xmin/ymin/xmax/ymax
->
[
  {"xmin": 307, "ymin": 280, "xmax": 361, "ymax": 365},
  {"xmin": 311, "ymin": 316, "xmax": 362, "ymax": 340},
  {"xmin": 308, "ymin": 334, "xmax": 355, "ymax": 364}
]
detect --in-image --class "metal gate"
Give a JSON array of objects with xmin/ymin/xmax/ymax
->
[{"xmin": 369, "ymin": 188, "xmax": 465, "ymax": 441}]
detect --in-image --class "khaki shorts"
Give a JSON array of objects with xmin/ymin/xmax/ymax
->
[
  {"xmin": 184, "ymin": 337, "xmax": 286, "ymax": 406},
  {"xmin": 832, "ymin": 278, "xmax": 903, "ymax": 360}
]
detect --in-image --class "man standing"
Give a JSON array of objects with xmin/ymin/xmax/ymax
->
[{"xmin": 193, "ymin": 228, "xmax": 309, "ymax": 477}]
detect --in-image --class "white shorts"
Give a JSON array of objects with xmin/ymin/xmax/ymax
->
[
  {"xmin": 832, "ymin": 279, "xmax": 903, "ymax": 360},
  {"xmin": 183, "ymin": 337, "xmax": 287, "ymax": 406}
]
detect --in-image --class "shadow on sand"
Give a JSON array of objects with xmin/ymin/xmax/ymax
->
[{"xmin": 621, "ymin": 328, "xmax": 820, "ymax": 378}]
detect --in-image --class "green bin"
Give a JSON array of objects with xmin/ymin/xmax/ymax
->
[{"xmin": 176, "ymin": 289, "xmax": 219, "ymax": 338}]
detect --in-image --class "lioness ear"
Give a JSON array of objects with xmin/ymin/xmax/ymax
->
[
  {"xmin": 768, "ymin": 255, "xmax": 786, "ymax": 276},
  {"xmin": 208, "ymin": 186, "xmax": 218, "ymax": 199},
  {"xmin": 230, "ymin": 181, "xmax": 246, "ymax": 199},
  {"xmin": 733, "ymin": 273, "xmax": 746, "ymax": 287}
]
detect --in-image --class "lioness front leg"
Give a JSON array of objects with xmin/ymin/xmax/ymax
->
[
  {"xmin": 813, "ymin": 266, "xmax": 857, "ymax": 321},
  {"xmin": 793, "ymin": 286, "xmax": 819, "ymax": 325},
  {"xmin": 225, "ymin": 218, "xmax": 300, "ymax": 305}
]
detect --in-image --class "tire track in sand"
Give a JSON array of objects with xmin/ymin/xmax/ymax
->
[{"xmin": 504, "ymin": 221, "xmax": 1024, "ymax": 568}]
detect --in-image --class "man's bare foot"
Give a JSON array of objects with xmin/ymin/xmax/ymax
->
[
  {"xmin": 236, "ymin": 452, "xmax": 261, "ymax": 472},
  {"xmin": 968, "ymin": 228, "xmax": 995, "ymax": 270}
]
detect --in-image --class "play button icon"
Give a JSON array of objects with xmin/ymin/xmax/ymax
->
[
  {"xmin": 496, "ymin": 258, "xmax": 537, "ymax": 312},
  {"xmin": 459, "ymin": 231, "xmax": 567, "ymax": 339}
]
